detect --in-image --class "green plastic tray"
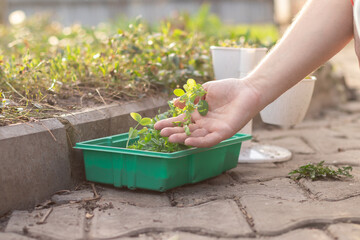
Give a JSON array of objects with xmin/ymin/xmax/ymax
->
[{"xmin": 75, "ymin": 133, "xmax": 251, "ymax": 192}]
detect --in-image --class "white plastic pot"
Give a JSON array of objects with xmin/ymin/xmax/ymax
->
[
  {"xmin": 210, "ymin": 46, "xmax": 267, "ymax": 79},
  {"xmin": 260, "ymin": 76, "xmax": 317, "ymax": 127}
]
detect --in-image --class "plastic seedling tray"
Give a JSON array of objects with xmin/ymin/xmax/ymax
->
[{"xmin": 75, "ymin": 133, "xmax": 251, "ymax": 192}]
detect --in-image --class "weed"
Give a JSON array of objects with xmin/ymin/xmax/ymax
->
[{"xmin": 289, "ymin": 161, "xmax": 353, "ymax": 181}]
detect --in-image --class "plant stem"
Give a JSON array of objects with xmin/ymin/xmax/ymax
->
[{"xmin": 126, "ymin": 122, "xmax": 140, "ymax": 148}]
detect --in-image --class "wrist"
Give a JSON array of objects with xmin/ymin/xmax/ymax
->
[{"xmin": 240, "ymin": 75, "xmax": 268, "ymax": 111}]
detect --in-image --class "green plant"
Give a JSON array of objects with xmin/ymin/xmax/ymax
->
[
  {"xmin": 289, "ymin": 161, "xmax": 353, "ymax": 181},
  {"xmin": 171, "ymin": 78, "xmax": 207, "ymax": 135},
  {"xmin": 126, "ymin": 79, "xmax": 208, "ymax": 152}
]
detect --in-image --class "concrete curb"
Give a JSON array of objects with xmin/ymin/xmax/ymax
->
[{"xmin": 0, "ymin": 96, "xmax": 169, "ymax": 216}]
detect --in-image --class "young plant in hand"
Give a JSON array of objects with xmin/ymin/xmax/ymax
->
[
  {"xmin": 171, "ymin": 79, "xmax": 208, "ymax": 135},
  {"xmin": 126, "ymin": 79, "xmax": 209, "ymax": 152}
]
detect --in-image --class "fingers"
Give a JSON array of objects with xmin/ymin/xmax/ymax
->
[
  {"xmin": 160, "ymin": 124, "xmax": 199, "ymax": 137},
  {"xmin": 160, "ymin": 127, "xmax": 185, "ymax": 137},
  {"xmin": 167, "ymin": 128, "xmax": 209, "ymax": 144},
  {"xmin": 185, "ymin": 132, "xmax": 224, "ymax": 148},
  {"xmin": 154, "ymin": 114, "xmax": 185, "ymax": 130},
  {"xmin": 155, "ymin": 108, "xmax": 203, "ymax": 132}
]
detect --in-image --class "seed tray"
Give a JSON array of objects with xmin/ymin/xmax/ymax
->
[{"xmin": 75, "ymin": 133, "xmax": 251, "ymax": 192}]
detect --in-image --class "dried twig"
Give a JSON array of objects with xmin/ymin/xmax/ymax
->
[
  {"xmin": 79, "ymin": 183, "xmax": 101, "ymax": 202},
  {"xmin": 36, "ymin": 207, "xmax": 53, "ymax": 225},
  {"xmin": 80, "ymin": 94, "xmax": 86, "ymax": 108},
  {"xmin": 53, "ymin": 190, "xmax": 71, "ymax": 195},
  {"xmin": 91, "ymin": 183, "xmax": 100, "ymax": 198},
  {"xmin": 38, "ymin": 121, "xmax": 57, "ymax": 141},
  {"xmin": 95, "ymin": 89, "xmax": 107, "ymax": 105},
  {"xmin": 4, "ymin": 80, "xmax": 27, "ymax": 101}
]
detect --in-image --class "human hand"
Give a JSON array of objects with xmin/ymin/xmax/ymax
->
[{"xmin": 154, "ymin": 78, "xmax": 261, "ymax": 148}]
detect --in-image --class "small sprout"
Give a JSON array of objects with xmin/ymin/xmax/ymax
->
[
  {"xmin": 197, "ymin": 100, "xmax": 208, "ymax": 116},
  {"xmin": 289, "ymin": 161, "xmax": 353, "ymax": 181}
]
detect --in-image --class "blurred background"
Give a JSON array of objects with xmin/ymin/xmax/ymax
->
[{"xmin": 0, "ymin": 0, "xmax": 306, "ymax": 26}]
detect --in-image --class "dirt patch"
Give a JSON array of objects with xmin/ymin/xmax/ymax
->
[{"xmin": 0, "ymin": 86, "xmax": 162, "ymax": 127}]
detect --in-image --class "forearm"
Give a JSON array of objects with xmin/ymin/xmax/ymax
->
[{"xmin": 247, "ymin": 0, "xmax": 353, "ymax": 109}]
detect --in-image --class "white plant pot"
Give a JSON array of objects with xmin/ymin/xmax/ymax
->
[
  {"xmin": 260, "ymin": 76, "xmax": 317, "ymax": 127},
  {"xmin": 210, "ymin": 46, "xmax": 267, "ymax": 79}
]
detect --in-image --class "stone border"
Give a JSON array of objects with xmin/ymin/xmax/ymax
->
[{"xmin": 0, "ymin": 96, "xmax": 169, "ymax": 216}]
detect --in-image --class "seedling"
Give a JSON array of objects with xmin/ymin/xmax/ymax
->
[
  {"xmin": 171, "ymin": 79, "xmax": 207, "ymax": 135},
  {"xmin": 289, "ymin": 161, "xmax": 353, "ymax": 181},
  {"xmin": 126, "ymin": 79, "xmax": 208, "ymax": 152}
]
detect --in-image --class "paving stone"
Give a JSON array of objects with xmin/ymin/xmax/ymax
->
[
  {"xmin": 114, "ymin": 232, "xmax": 215, "ymax": 240},
  {"xmin": 171, "ymin": 178, "xmax": 306, "ymax": 207},
  {"xmin": 241, "ymin": 195, "xmax": 360, "ymax": 235},
  {"xmin": 255, "ymin": 128, "xmax": 360, "ymax": 154},
  {"xmin": 294, "ymin": 118, "xmax": 334, "ymax": 129},
  {"xmin": 316, "ymin": 151, "xmax": 360, "ymax": 166},
  {"xmin": 330, "ymin": 123, "xmax": 360, "ymax": 140},
  {"xmin": 89, "ymin": 200, "xmax": 252, "ymax": 239},
  {"xmin": 98, "ymin": 186, "xmax": 171, "ymax": 207},
  {"xmin": 339, "ymin": 101, "xmax": 360, "ymax": 113},
  {"xmin": 253, "ymin": 128, "xmax": 299, "ymax": 142},
  {"xmin": 255, "ymin": 229, "xmax": 330, "ymax": 240},
  {"xmin": 6, "ymin": 204, "xmax": 85, "ymax": 240},
  {"xmin": 259, "ymin": 136, "xmax": 315, "ymax": 154},
  {"xmin": 229, "ymin": 163, "xmax": 290, "ymax": 183},
  {"xmin": 275, "ymin": 154, "xmax": 321, "ymax": 171},
  {"xmin": 299, "ymin": 167, "xmax": 360, "ymax": 201},
  {"xmin": 224, "ymin": 229, "xmax": 330, "ymax": 240},
  {"xmin": 51, "ymin": 189, "xmax": 94, "ymax": 204},
  {"xmin": 205, "ymin": 173, "xmax": 236, "ymax": 185},
  {"xmin": 113, "ymin": 229, "xmax": 331, "ymax": 240},
  {"xmin": 0, "ymin": 232, "xmax": 35, "ymax": 240},
  {"xmin": 327, "ymin": 223, "xmax": 360, "ymax": 240},
  {"xmin": 301, "ymin": 129, "xmax": 360, "ymax": 154},
  {"xmin": 276, "ymin": 151, "xmax": 360, "ymax": 177}
]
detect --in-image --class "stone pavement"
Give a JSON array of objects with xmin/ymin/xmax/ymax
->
[{"xmin": 1, "ymin": 102, "xmax": 360, "ymax": 240}]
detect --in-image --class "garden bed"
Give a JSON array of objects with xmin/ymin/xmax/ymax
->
[{"xmin": 0, "ymin": 6, "xmax": 278, "ymax": 126}]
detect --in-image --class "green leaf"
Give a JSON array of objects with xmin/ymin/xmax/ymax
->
[
  {"xmin": 144, "ymin": 133, "xmax": 152, "ymax": 143},
  {"xmin": 99, "ymin": 66, "xmax": 106, "ymax": 76},
  {"xmin": 138, "ymin": 127, "xmax": 148, "ymax": 134},
  {"xmin": 129, "ymin": 127, "xmax": 139, "ymax": 139},
  {"xmin": 187, "ymin": 79, "xmax": 196, "ymax": 87},
  {"xmin": 139, "ymin": 117, "xmax": 152, "ymax": 126},
  {"xmin": 198, "ymin": 100, "xmax": 209, "ymax": 116},
  {"xmin": 184, "ymin": 125, "xmax": 191, "ymax": 136},
  {"xmin": 130, "ymin": 112, "xmax": 142, "ymax": 122},
  {"xmin": 173, "ymin": 89, "xmax": 185, "ymax": 97}
]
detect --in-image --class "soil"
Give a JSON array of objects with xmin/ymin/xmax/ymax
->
[{"xmin": 0, "ymin": 85, "xmax": 163, "ymax": 127}]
